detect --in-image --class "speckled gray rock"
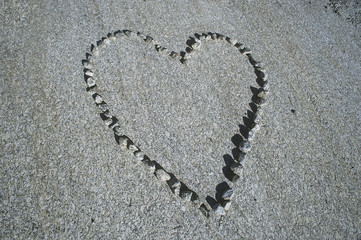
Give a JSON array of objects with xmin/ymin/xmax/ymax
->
[
  {"xmin": 230, "ymin": 162, "xmax": 243, "ymax": 176},
  {"xmin": 239, "ymin": 140, "xmax": 251, "ymax": 153},
  {"xmin": 213, "ymin": 204, "xmax": 226, "ymax": 216}
]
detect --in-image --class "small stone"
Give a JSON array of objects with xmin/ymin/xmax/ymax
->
[
  {"xmin": 256, "ymin": 67, "xmax": 268, "ymax": 80},
  {"xmin": 199, "ymin": 35, "xmax": 206, "ymax": 41},
  {"xmin": 82, "ymin": 61, "xmax": 93, "ymax": 69},
  {"xmin": 213, "ymin": 203, "xmax": 226, "ymax": 216},
  {"xmin": 230, "ymin": 162, "xmax": 243, "ymax": 176},
  {"xmin": 128, "ymin": 143, "xmax": 139, "ymax": 152},
  {"xmin": 252, "ymin": 123, "xmax": 261, "ymax": 132},
  {"xmin": 216, "ymin": 33, "xmax": 226, "ymax": 40},
  {"xmin": 227, "ymin": 37, "xmax": 238, "ymax": 46},
  {"xmin": 223, "ymin": 200, "xmax": 232, "ymax": 211},
  {"xmin": 180, "ymin": 190, "xmax": 193, "ymax": 201},
  {"xmin": 102, "ymin": 110, "xmax": 112, "ymax": 118},
  {"xmin": 134, "ymin": 150, "xmax": 145, "ymax": 161},
  {"xmin": 168, "ymin": 178, "xmax": 181, "ymax": 189},
  {"xmin": 257, "ymin": 90, "xmax": 268, "ymax": 99},
  {"xmin": 86, "ymin": 77, "xmax": 96, "ymax": 88},
  {"xmin": 240, "ymin": 47, "xmax": 252, "ymax": 54},
  {"xmin": 103, "ymin": 38, "xmax": 111, "ymax": 45},
  {"xmin": 98, "ymin": 103, "xmax": 108, "ymax": 112},
  {"xmin": 85, "ymin": 70, "xmax": 94, "ymax": 77},
  {"xmin": 108, "ymin": 33, "xmax": 117, "ymax": 41},
  {"xmin": 262, "ymin": 81, "xmax": 270, "ymax": 91},
  {"xmin": 123, "ymin": 30, "xmax": 133, "ymax": 36},
  {"xmin": 92, "ymin": 48, "xmax": 99, "ymax": 56},
  {"xmin": 191, "ymin": 42, "xmax": 201, "ymax": 49},
  {"xmin": 145, "ymin": 36, "xmax": 153, "ymax": 43},
  {"xmin": 143, "ymin": 159, "xmax": 156, "ymax": 173},
  {"xmin": 248, "ymin": 129, "xmax": 256, "ymax": 141},
  {"xmin": 94, "ymin": 94, "xmax": 103, "ymax": 104},
  {"xmin": 155, "ymin": 169, "xmax": 171, "ymax": 182},
  {"xmin": 199, "ymin": 204, "xmax": 210, "ymax": 218},
  {"xmin": 114, "ymin": 31, "xmax": 124, "ymax": 38},
  {"xmin": 193, "ymin": 36, "xmax": 201, "ymax": 43},
  {"xmin": 170, "ymin": 51, "xmax": 179, "ymax": 58},
  {"xmin": 211, "ymin": 33, "xmax": 217, "ymax": 40},
  {"xmin": 239, "ymin": 140, "xmax": 251, "ymax": 153},
  {"xmin": 236, "ymin": 152, "xmax": 246, "ymax": 162},
  {"xmin": 104, "ymin": 118, "xmax": 113, "ymax": 126},
  {"xmin": 117, "ymin": 136, "xmax": 129, "ymax": 150},
  {"xmin": 205, "ymin": 34, "xmax": 212, "ymax": 40},
  {"xmin": 222, "ymin": 188, "xmax": 234, "ymax": 200},
  {"xmin": 137, "ymin": 32, "xmax": 146, "ymax": 40},
  {"xmin": 113, "ymin": 126, "xmax": 122, "ymax": 136}
]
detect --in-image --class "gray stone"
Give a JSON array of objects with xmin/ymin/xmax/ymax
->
[
  {"xmin": 239, "ymin": 140, "xmax": 251, "ymax": 153},
  {"xmin": 134, "ymin": 150, "xmax": 145, "ymax": 161},
  {"xmin": 86, "ymin": 77, "xmax": 96, "ymax": 88},
  {"xmin": 230, "ymin": 162, "xmax": 243, "ymax": 176},
  {"xmin": 213, "ymin": 203, "xmax": 226, "ymax": 216},
  {"xmin": 180, "ymin": 190, "xmax": 193, "ymax": 201},
  {"xmin": 142, "ymin": 159, "xmax": 156, "ymax": 173},
  {"xmin": 223, "ymin": 200, "xmax": 232, "ymax": 211}
]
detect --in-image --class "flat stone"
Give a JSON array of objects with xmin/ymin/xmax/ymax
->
[{"xmin": 230, "ymin": 162, "xmax": 243, "ymax": 176}]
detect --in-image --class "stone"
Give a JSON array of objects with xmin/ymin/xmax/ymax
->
[
  {"xmin": 127, "ymin": 143, "xmax": 139, "ymax": 152},
  {"xmin": 94, "ymin": 94, "xmax": 103, "ymax": 104},
  {"xmin": 213, "ymin": 203, "xmax": 226, "ymax": 216},
  {"xmin": 230, "ymin": 162, "xmax": 243, "ymax": 176},
  {"xmin": 216, "ymin": 33, "xmax": 226, "ymax": 40},
  {"xmin": 143, "ymin": 159, "xmax": 156, "ymax": 173},
  {"xmin": 114, "ymin": 31, "xmax": 124, "ymax": 38},
  {"xmin": 180, "ymin": 190, "xmax": 192, "ymax": 201},
  {"xmin": 98, "ymin": 103, "xmax": 108, "ymax": 112},
  {"xmin": 248, "ymin": 129, "xmax": 256, "ymax": 141},
  {"xmin": 85, "ymin": 70, "xmax": 94, "ymax": 77},
  {"xmin": 239, "ymin": 140, "xmax": 251, "ymax": 153},
  {"xmin": 82, "ymin": 61, "xmax": 93, "ymax": 69},
  {"xmin": 211, "ymin": 33, "xmax": 217, "ymax": 40},
  {"xmin": 168, "ymin": 178, "xmax": 181, "ymax": 189},
  {"xmin": 104, "ymin": 118, "xmax": 113, "ymax": 126},
  {"xmin": 134, "ymin": 150, "xmax": 145, "ymax": 161},
  {"xmin": 222, "ymin": 188, "xmax": 234, "ymax": 200},
  {"xmin": 199, "ymin": 204, "xmax": 210, "ymax": 218},
  {"xmin": 155, "ymin": 169, "xmax": 171, "ymax": 181},
  {"xmin": 191, "ymin": 42, "xmax": 201, "ymax": 49},
  {"xmin": 113, "ymin": 126, "xmax": 122, "ymax": 136},
  {"xmin": 144, "ymin": 36, "xmax": 153, "ymax": 43},
  {"xmin": 240, "ymin": 47, "xmax": 252, "ymax": 54},
  {"xmin": 223, "ymin": 200, "xmax": 232, "ymax": 211},
  {"xmin": 169, "ymin": 51, "xmax": 179, "ymax": 58},
  {"xmin": 86, "ymin": 77, "xmax": 96, "ymax": 88},
  {"xmin": 117, "ymin": 136, "xmax": 129, "ymax": 150},
  {"xmin": 236, "ymin": 152, "xmax": 246, "ymax": 162},
  {"xmin": 103, "ymin": 38, "xmax": 111, "ymax": 45}
]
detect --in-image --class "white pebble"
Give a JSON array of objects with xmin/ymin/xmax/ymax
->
[
  {"xmin": 85, "ymin": 70, "xmax": 94, "ymax": 77},
  {"xmin": 103, "ymin": 38, "xmax": 111, "ymax": 45},
  {"xmin": 86, "ymin": 77, "xmax": 96, "ymax": 88},
  {"xmin": 117, "ymin": 136, "xmax": 129, "ymax": 150},
  {"xmin": 104, "ymin": 118, "xmax": 113, "ymax": 126},
  {"xmin": 223, "ymin": 201, "xmax": 232, "ymax": 211},
  {"xmin": 94, "ymin": 95, "xmax": 103, "ymax": 104},
  {"xmin": 134, "ymin": 150, "xmax": 145, "ymax": 161},
  {"xmin": 155, "ymin": 169, "xmax": 171, "ymax": 182},
  {"xmin": 222, "ymin": 188, "xmax": 234, "ymax": 200},
  {"xmin": 128, "ymin": 143, "xmax": 139, "ymax": 152},
  {"xmin": 239, "ymin": 140, "xmax": 251, "ymax": 153}
]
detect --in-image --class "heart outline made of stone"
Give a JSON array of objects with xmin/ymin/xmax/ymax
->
[{"xmin": 82, "ymin": 30, "xmax": 269, "ymax": 218}]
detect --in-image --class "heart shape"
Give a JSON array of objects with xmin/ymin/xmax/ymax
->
[{"xmin": 82, "ymin": 30, "xmax": 269, "ymax": 218}]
